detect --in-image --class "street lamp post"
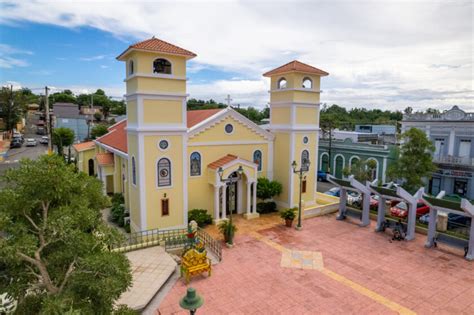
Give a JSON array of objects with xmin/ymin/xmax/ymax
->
[
  {"xmin": 292, "ymin": 159, "xmax": 310, "ymax": 230},
  {"xmin": 179, "ymin": 287, "xmax": 203, "ymax": 314}
]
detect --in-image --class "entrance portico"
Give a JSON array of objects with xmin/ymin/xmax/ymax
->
[{"xmin": 208, "ymin": 154, "xmax": 259, "ymax": 223}]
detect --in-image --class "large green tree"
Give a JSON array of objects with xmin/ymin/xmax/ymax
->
[
  {"xmin": 0, "ymin": 155, "xmax": 132, "ymax": 313},
  {"xmin": 91, "ymin": 124, "xmax": 109, "ymax": 139},
  {"xmin": 52, "ymin": 127, "xmax": 75, "ymax": 157},
  {"xmin": 387, "ymin": 128, "xmax": 436, "ymax": 193},
  {"xmin": 256, "ymin": 177, "xmax": 282, "ymax": 201},
  {"xmin": 343, "ymin": 159, "xmax": 378, "ymax": 183},
  {"xmin": 0, "ymin": 86, "xmax": 27, "ymax": 133}
]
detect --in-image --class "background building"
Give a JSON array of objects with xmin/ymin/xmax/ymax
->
[
  {"xmin": 355, "ymin": 124, "xmax": 396, "ymax": 135},
  {"xmin": 401, "ymin": 105, "xmax": 474, "ymax": 199},
  {"xmin": 318, "ymin": 138, "xmax": 396, "ymax": 183},
  {"xmin": 52, "ymin": 102, "xmax": 89, "ymax": 141}
]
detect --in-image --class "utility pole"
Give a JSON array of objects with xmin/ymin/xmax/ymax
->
[
  {"xmin": 87, "ymin": 93, "xmax": 94, "ymax": 139},
  {"xmin": 328, "ymin": 122, "xmax": 332, "ymax": 174},
  {"xmin": 8, "ymin": 84, "xmax": 14, "ymax": 137},
  {"xmin": 44, "ymin": 86, "xmax": 52, "ymax": 154}
]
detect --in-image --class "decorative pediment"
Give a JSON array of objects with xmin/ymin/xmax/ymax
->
[{"xmin": 188, "ymin": 107, "xmax": 274, "ymax": 141}]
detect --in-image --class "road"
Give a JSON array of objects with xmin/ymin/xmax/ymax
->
[
  {"xmin": 317, "ymin": 180, "xmax": 335, "ymax": 193},
  {"xmin": 0, "ymin": 112, "xmax": 48, "ymax": 178}
]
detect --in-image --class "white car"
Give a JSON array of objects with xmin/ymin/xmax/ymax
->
[
  {"xmin": 25, "ymin": 138, "xmax": 37, "ymax": 147},
  {"xmin": 39, "ymin": 136, "xmax": 49, "ymax": 144}
]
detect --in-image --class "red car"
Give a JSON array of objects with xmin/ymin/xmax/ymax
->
[{"xmin": 390, "ymin": 200, "xmax": 430, "ymax": 218}]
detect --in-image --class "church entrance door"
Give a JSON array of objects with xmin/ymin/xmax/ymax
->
[{"xmin": 226, "ymin": 172, "xmax": 238, "ymax": 215}]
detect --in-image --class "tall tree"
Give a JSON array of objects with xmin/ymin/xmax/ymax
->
[
  {"xmin": 387, "ymin": 128, "xmax": 436, "ymax": 193},
  {"xmin": 52, "ymin": 127, "xmax": 75, "ymax": 157},
  {"xmin": 91, "ymin": 124, "xmax": 109, "ymax": 139},
  {"xmin": 0, "ymin": 86, "xmax": 27, "ymax": 134},
  {"xmin": 343, "ymin": 159, "xmax": 378, "ymax": 182},
  {"xmin": 0, "ymin": 155, "xmax": 132, "ymax": 313}
]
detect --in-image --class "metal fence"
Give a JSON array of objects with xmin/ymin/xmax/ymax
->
[{"xmin": 110, "ymin": 227, "xmax": 222, "ymax": 262}]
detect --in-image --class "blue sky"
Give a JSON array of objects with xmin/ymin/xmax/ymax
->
[{"xmin": 0, "ymin": 0, "xmax": 472, "ymax": 110}]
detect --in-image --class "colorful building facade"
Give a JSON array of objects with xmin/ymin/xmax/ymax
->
[{"xmin": 74, "ymin": 37, "xmax": 329, "ymax": 232}]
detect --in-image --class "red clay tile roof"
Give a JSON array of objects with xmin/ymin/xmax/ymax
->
[
  {"xmin": 263, "ymin": 60, "xmax": 329, "ymax": 77},
  {"xmin": 117, "ymin": 37, "xmax": 197, "ymax": 60},
  {"xmin": 208, "ymin": 154, "xmax": 239, "ymax": 170},
  {"xmin": 96, "ymin": 152, "xmax": 114, "ymax": 166},
  {"xmin": 72, "ymin": 141, "xmax": 95, "ymax": 152},
  {"xmin": 95, "ymin": 120, "xmax": 127, "ymax": 154},
  {"xmin": 187, "ymin": 109, "xmax": 223, "ymax": 128}
]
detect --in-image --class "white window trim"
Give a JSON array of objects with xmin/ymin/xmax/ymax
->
[
  {"xmin": 319, "ymin": 152, "xmax": 329, "ymax": 170},
  {"xmin": 156, "ymin": 156, "xmax": 173, "ymax": 189},
  {"xmin": 333, "ymin": 154, "xmax": 345, "ymax": 177},
  {"xmin": 189, "ymin": 151, "xmax": 202, "ymax": 177},
  {"xmin": 157, "ymin": 138, "xmax": 171, "ymax": 152},
  {"xmin": 152, "ymin": 57, "xmax": 173, "ymax": 75},
  {"xmin": 224, "ymin": 123, "xmax": 235, "ymax": 135},
  {"xmin": 253, "ymin": 149, "xmax": 263, "ymax": 172}
]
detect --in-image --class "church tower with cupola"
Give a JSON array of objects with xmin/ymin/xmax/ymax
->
[
  {"xmin": 264, "ymin": 61, "xmax": 329, "ymax": 209},
  {"xmin": 117, "ymin": 37, "xmax": 196, "ymax": 232}
]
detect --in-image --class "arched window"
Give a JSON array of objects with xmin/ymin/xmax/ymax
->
[
  {"xmin": 302, "ymin": 77, "xmax": 312, "ymax": 89},
  {"xmin": 157, "ymin": 158, "xmax": 171, "ymax": 187},
  {"xmin": 349, "ymin": 156, "xmax": 360, "ymax": 171},
  {"xmin": 131, "ymin": 157, "xmax": 136, "ymax": 185},
  {"xmin": 190, "ymin": 152, "xmax": 201, "ymax": 176},
  {"xmin": 321, "ymin": 154, "xmax": 329, "ymax": 172},
  {"xmin": 153, "ymin": 58, "xmax": 172, "ymax": 74},
  {"xmin": 301, "ymin": 150, "xmax": 310, "ymax": 172},
  {"xmin": 278, "ymin": 77, "xmax": 287, "ymax": 89},
  {"xmin": 129, "ymin": 60, "xmax": 134, "ymax": 75},
  {"xmin": 253, "ymin": 150, "xmax": 262, "ymax": 171},
  {"xmin": 88, "ymin": 158, "xmax": 95, "ymax": 176}
]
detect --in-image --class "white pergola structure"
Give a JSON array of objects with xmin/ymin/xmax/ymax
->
[
  {"xmin": 423, "ymin": 195, "xmax": 474, "ymax": 261},
  {"xmin": 327, "ymin": 175, "xmax": 371, "ymax": 227},
  {"xmin": 369, "ymin": 185, "xmax": 424, "ymax": 241}
]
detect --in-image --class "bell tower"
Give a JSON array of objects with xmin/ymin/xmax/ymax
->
[
  {"xmin": 264, "ymin": 60, "xmax": 329, "ymax": 209},
  {"xmin": 117, "ymin": 37, "xmax": 196, "ymax": 231}
]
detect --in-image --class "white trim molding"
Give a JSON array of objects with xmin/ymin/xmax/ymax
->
[
  {"xmin": 124, "ymin": 72, "xmax": 187, "ymax": 82},
  {"xmin": 269, "ymin": 88, "xmax": 322, "ymax": 93}
]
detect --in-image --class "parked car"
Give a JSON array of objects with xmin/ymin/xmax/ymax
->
[
  {"xmin": 390, "ymin": 200, "xmax": 430, "ymax": 218},
  {"xmin": 9, "ymin": 140, "xmax": 22, "ymax": 148},
  {"xmin": 317, "ymin": 170, "xmax": 328, "ymax": 182},
  {"xmin": 419, "ymin": 213, "xmax": 471, "ymax": 228},
  {"xmin": 12, "ymin": 135, "xmax": 24, "ymax": 143},
  {"xmin": 39, "ymin": 136, "xmax": 49, "ymax": 144},
  {"xmin": 324, "ymin": 187, "xmax": 361, "ymax": 205},
  {"xmin": 370, "ymin": 195, "xmax": 380, "ymax": 209},
  {"xmin": 25, "ymin": 138, "xmax": 37, "ymax": 147}
]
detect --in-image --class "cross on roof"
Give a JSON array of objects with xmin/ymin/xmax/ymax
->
[{"xmin": 225, "ymin": 94, "xmax": 232, "ymax": 107}]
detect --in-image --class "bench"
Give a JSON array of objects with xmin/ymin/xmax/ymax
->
[
  {"xmin": 180, "ymin": 248, "xmax": 212, "ymax": 284},
  {"xmin": 433, "ymin": 233, "xmax": 469, "ymax": 257}
]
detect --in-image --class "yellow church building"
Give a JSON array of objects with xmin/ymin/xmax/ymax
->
[{"xmin": 74, "ymin": 37, "xmax": 330, "ymax": 232}]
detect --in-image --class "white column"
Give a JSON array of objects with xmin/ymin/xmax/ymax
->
[
  {"xmin": 214, "ymin": 185, "xmax": 220, "ymax": 222},
  {"xmin": 252, "ymin": 181, "xmax": 257, "ymax": 214},
  {"xmin": 221, "ymin": 185, "xmax": 227, "ymax": 220},
  {"xmin": 246, "ymin": 181, "xmax": 251, "ymax": 214},
  {"xmin": 448, "ymin": 128, "xmax": 455, "ymax": 156}
]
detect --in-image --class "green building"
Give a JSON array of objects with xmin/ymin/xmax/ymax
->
[{"xmin": 318, "ymin": 138, "xmax": 397, "ymax": 183}]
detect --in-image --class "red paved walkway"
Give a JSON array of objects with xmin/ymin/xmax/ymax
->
[{"xmin": 158, "ymin": 214, "xmax": 474, "ymax": 314}]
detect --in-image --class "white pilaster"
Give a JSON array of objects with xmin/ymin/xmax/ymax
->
[
  {"xmin": 246, "ymin": 181, "xmax": 251, "ymax": 214},
  {"xmin": 448, "ymin": 128, "xmax": 455, "ymax": 156},
  {"xmin": 252, "ymin": 182, "xmax": 257, "ymax": 214},
  {"xmin": 214, "ymin": 185, "xmax": 220, "ymax": 222},
  {"xmin": 221, "ymin": 185, "xmax": 227, "ymax": 220}
]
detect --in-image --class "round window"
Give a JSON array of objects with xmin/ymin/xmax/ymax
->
[
  {"xmin": 160, "ymin": 169, "xmax": 169, "ymax": 177},
  {"xmin": 159, "ymin": 140, "xmax": 169, "ymax": 150},
  {"xmin": 303, "ymin": 136, "xmax": 309, "ymax": 144},
  {"xmin": 225, "ymin": 124, "xmax": 234, "ymax": 134}
]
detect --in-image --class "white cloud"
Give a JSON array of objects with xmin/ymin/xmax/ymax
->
[
  {"xmin": 0, "ymin": 43, "xmax": 32, "ymax": 68},
  {"xmin": 79, "ymin": 54, "xmax": 107, "ymax": 61},
  {"xmin": 0, "ymin": 0, "xmax": 472, "ymax": 109},
  {"xmin": 100, "ymin": 65, "xmax": 108, "ymax": 69}
]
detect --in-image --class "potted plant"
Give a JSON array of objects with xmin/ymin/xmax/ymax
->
[
  {"xmin": 280, "ymin": 208, "xmax": 297, "ymax": 227},
  {"xmin": 218, "ymin": 219, "xmax": 237, "ymax": 247}
]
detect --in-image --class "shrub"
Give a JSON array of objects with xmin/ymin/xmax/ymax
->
[
  {"xmin": 188, "ymin": 209, "xmax": 212, "ymax": 227},
  {"xmin": 280, "ymin": 208, "xmax": 297, "ymax": 220},
  {"xmin": 111, "ymin": 193, "xmax": 125, "ymax": 206},
  {"xmin": 257, "ymin": 177, "xmax": 282, "ymax": 201},
  {"xmin": 256, "ymin": 201, "xmax": 277, "ymax": 214},
  {"xmin": 111, "ymin": 203, "xmax": 126, "ymax": 226},
  {"xmin": 123, "ymin": 224, "xmax": 131, "ymax": 233}
]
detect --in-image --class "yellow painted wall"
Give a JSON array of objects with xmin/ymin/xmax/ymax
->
[
  {"xmin": 292, "ymin": 133, "xmax": 317, "ymax": 206},
  {"xmin": 270, "ymin": 107, "xmax": 291, "ymax": 125},
  {"xmin": 143, "ymin": 99, "xmax": 183, "ymax": 124},
  {"xmin": 76, "ymin": 148, "xmax": 96, "ymax": 175},
  {"xmin": 144, "ymin": 135, "xmax": 185, "ymax": 229},
  {"xmin": 272, "ymin": 132, "xmax": 290, "ymax": 206},
  {"xmin": 127, "ymin": 134, "xmax": 140, "ymax": 231},
  {"xmin": 187, "ymin": 142, "xmax": 267, "ymax": 215},
  {"xmin": 293, "ymin": 90, "xmax": 319, "ymax": 103},
  {"xmin": 295, "ymin": 106, "xmax": 318, "ymax": 125},
  {"xmin": 270, "ymin": 73, "xmax": 321, "ymax": 90},
  {"xmin": 127, "ymin": 51, "xmax": 187, "ymax": 77},
  {"xmin": 189, "ymin": 116, "xmax": 267, "ymax": 143},
  {"xmin": 127, "ymin": 100, "xmax": 137, "ymax": 125},
  {"xmin": 127, "ymin": 77, "xmax": 186, "ymax": 95}
]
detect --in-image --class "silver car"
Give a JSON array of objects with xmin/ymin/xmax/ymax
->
[{"xmin": 25, "ymin": 138, "xmax": 37, "ymax": 147}]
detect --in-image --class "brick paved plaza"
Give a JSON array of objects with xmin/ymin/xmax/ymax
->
[{"xmin": 158, "ymin": 214, "xmax": 473, "ymax": 314}]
